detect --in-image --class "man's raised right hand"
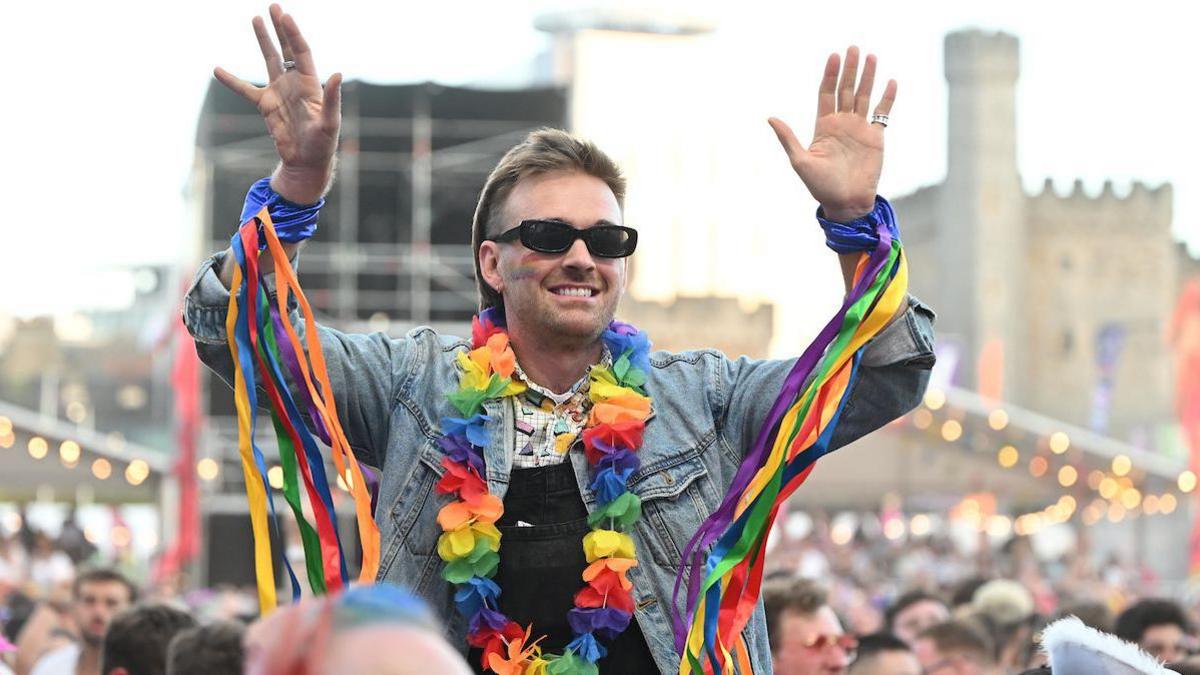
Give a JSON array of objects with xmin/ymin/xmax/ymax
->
[{"xmin": 214, "ymin": 4, "xmax": 341, "ymax": 205}]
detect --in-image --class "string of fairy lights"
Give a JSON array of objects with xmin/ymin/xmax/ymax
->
[
  {"xmin": 907, "ymin": 388, "xmax": 1195, "ymax": 537},
  {"xmin": 0, "ymin": 414, "xmax": 357, "ymax": 495}
]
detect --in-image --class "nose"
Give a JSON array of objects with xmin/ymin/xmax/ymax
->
[{"xmin": 560, "ymin": 237, "xmax": 596, "ymax": 272}]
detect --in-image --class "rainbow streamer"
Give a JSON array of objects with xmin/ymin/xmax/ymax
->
[
  {"xmin": 226, "ymin": 208, "xmax": 381, "ymax": 613},
  {"xmin": 672, "ymin": 223, "xmax": 908, "ymax": 673}
]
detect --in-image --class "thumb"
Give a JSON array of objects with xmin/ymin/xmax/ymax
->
[
  {"xmin": 322, "ymin": 72, "xmax": 343, "ymax": 124},
  {"xmin": 767, "ymin": 117, "xmax": 807, "ymax": 165}
]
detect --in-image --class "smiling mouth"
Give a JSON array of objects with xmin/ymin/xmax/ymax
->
[{"xmin": 549, "ymin": 286, "xmax": 597, "ymax": 298}]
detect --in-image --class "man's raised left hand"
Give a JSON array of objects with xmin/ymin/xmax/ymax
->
[{"xmin": 768, "ymin": 46, "xmax": 896, "ymax": 223}]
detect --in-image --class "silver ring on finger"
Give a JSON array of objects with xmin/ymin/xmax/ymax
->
[
  {"xmin": 282, "ymin": 59, "xmax": 297, "ymax": 71},
  {"xmin": 870, "ymin": 113, "xmax": 889, "ymax": 127}
]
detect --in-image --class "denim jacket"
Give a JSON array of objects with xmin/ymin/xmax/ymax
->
[{"xmin": 183, "ymin": 251, "xmax": 936, "ymax": 673}]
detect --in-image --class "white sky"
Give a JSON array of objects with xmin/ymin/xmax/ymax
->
[{"xmin": 2, "ymin": 0, "xmax": 1196, "ymax": 316}]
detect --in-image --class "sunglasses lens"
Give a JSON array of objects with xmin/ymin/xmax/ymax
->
[
  {"xmin": 588, "ymin": 226, "xmax": 635, "ymax": 257},
  {"xmin": 522, "ymin": 220, "xmax": 575, "ymax": 253}
]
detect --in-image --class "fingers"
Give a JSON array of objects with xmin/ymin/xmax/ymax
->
[
  {"xmin": 816, "ymin": 53, "xmax": 839, "ymax": 117},
  {"xmin": 281, "ymin": 13, "xmax": 317, "ymax": 75},
  {"xmin": 767, "ymin": 117, "xmax": 807, "ymax": 164},
  {"xmin": 269, "ymin": 4, "xmax": 295, "ymax": 64},
  {"xmin": 214, "ymin": 67, "xmax": 262, "ymax": 104},
  {"xmin": 252, "ymin": 16, "xmax": 283, "ymax": 80},
  {"xmin": 836, "ymin": 46, "xmax": 859, "ymax": 113},
  {"xmin": 322, "ymin": 72, "xmax": 343, "ymax": 128},
  {"xmin": 873, "ymin": 79, "xmax": 898, "ymax": 118},
  {"xmin": 853, "ymin": 54, "xmax": 877, "ymax": 117}
]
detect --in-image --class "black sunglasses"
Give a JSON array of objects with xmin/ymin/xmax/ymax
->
[{"xmin": 487, "ymin": 219, "xmax": 638, "ymax": 258}]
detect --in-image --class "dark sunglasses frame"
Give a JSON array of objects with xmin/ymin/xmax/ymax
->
[{"xmin": 487, "ymin": 219, "xmax": 638, "ymax": 258}]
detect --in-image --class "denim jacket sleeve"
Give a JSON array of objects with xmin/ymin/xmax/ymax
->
[
  {"xmin": 715, "ymin": 295, "xmax": 936, "ymax": 458},
  {"xmin": 181, "ymin": 250, "xmax": 405, "ymax": 467}
]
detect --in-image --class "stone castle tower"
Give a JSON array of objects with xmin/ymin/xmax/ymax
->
[{"xmin": 897, "ymin": 30, "xmax": 1177, "ymax": 442}]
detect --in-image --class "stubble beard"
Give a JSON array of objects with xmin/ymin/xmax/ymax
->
[{"xmin": 509, "ymin": 288, "xmax": 619, "ymax": 351}]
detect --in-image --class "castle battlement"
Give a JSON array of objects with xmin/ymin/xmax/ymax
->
[
  {"xmin": 944, "ymin": 30, "xmax": 1020, "ymax": 83},
  {"xmin": 1027, "ymin": 177, "xmax": 1173, "ymax": 230}
]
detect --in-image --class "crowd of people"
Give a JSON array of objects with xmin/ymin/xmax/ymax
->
[
  {"xmin": 763, "ymin": 574, "xmax": 1198, "ymax": 674},
  {"xmin": 0, "ymin": 567, "xmax": 472, "ymax": 675},
  {"xmin": 758, "ymin": 510, "xmax": 1199, "ymax": 673},
  {"xmin": 2, "ymin": 507, "xmax": 1198, "ymax": 674}
]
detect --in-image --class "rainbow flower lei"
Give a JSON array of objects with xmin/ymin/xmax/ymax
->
[{"xmin": 435, "ymin": 307, "xmax": 652, "ymax": 675}]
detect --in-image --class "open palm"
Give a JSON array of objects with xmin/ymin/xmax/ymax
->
[
  {"xmin": 214, "ymin": 5, "xmax": 341, "ymax": 195},
  {"xmin": 769, "ymin": 47, "xmax": 896, "ymax": 222}
]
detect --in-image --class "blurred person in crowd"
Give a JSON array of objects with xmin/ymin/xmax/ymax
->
[
  {"xmin": 1115, "ymin": 598, "xmax": 1194, "ymax": 664},
  {"xmin": 164, "ymin": 621, "xmax": 244, "ymax": 675},
  {"xmin": 187, "ymin": 5, "xmax": 932, "ymax": 673},
  {"xmin": 100, "ymin": 605, "xmax": 195, "ymax": 675},
  {"xmin": 0, "ymin": 535, "xmax": 27, "ymax": 592},
  {"xmin": 1020, "ymin": 615, "xmax": 1180, "ymax": 675},
  {"xmin": 763, "ymin": 577, "xmax": 856, "ymax": 675},
  {"xmin": 14, "ymin": 510, "xmax": 34, "ymax": 555},
  {"xmin": 55, "ymin": 511, "xmax": 94, "ymax": 569},
  {"xmin": 971, "ymin": 578, "xmax": 1038, "ymax": 670},
  {"xmin": 950, "ymin": 577, "xmax": 991, "ymax": 617},
  {"xmin": 1056, "ymin": 600, "xmax": 1113, "ymax": 633},
  {"xmin": 3, "ymin": 632, "xmax": 16, "ymax": 675},
  {"xmin": 244, "ymin": 584, "xmax": 469, "ymax": 675},
  {"xmin": 26, "ymin": 534, "xmax": 73, "ymax": 595},
  {"xmin": 913, "ymin": 620, "xmax": 998, "ymax": 675},
  {"xmin": 885, "ymin": 590, "xmax": 950, "ymax": 646},
  {"xmin": 3, "ymin": 592, "xmax": 35, "ymax": 650},
  {"xmin": 19, "ymin": 568, "xmax": 136, "ymax": 675},
  {"xmin": 846, "ymin": 632, "xmax": 919, "ymax": 675}
]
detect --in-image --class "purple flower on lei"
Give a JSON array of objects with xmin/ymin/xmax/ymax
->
[
  {"xmin": 438, "ymin": 433, "xmax": 485, "ymax": 474},
  {"xmin": 468, "ymin": 605, "xmax": 510, "ymax": 637},
  {"xmin": 568, "ymin": 607, "xmax": 632, "ymax": 641}
]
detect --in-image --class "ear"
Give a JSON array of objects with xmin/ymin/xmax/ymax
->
[{"xmin": 478, "ymin": 241, "xmax": 505, "ymax": 296}]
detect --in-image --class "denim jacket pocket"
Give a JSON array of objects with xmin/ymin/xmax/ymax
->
[
  {"xmin": 629, "ymin": 448, "xmax": 711, "ymax": 568},
  {"xmin": 387, "ymin": 442, "xmax": 446, "ymax": 560}
]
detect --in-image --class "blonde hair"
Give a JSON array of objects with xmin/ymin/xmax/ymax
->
[{"xmin": 471, "ymin": 128, "xmax": 626, "ymax": 311}]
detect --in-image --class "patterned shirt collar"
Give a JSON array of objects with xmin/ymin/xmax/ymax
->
[{"xmin": 512, "ymin": 345, "xmax": 613, "ymax": 405}]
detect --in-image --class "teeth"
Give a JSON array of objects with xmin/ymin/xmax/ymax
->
[{"xmin": 553, "ymin": 287, "xmax": 593, "ymax": 297}]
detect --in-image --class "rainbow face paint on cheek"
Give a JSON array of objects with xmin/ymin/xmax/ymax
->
[{"xmin": 508, "ymin": 264, "xmax": 539, "ymax": 281}]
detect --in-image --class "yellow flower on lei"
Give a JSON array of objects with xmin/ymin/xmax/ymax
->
[
  {"xmin": 583, "ymin": 529, "xmax": 636, "ymax": 562},
  {"xmin": 437, "ymin": 521, "xmax": 501, "ymax": 560}
]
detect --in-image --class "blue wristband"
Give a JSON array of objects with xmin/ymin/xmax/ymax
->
[
  {"xmin": 239, "ymin": 177, "xmax": 324, "ymax": 244},
  {"xmin": 815, "ymin": 195, "xmax": 901, "ymax": 254}
]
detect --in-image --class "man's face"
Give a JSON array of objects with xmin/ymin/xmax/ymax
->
[
  {"xmin": 892, "ymin": 599, "xmax": 950, "ymax": 646},
  {"xmin": 913, "ymin": 639, "xmax": 983, "ymax": 675},
  {"xmin": 848, "ymin": 649, "xmax": 921, "ymax": 675},
  {"xmin": 773, "ymin": 606, "xmax": 852, "ymax": 675},
  {"xmin": 1140, "ymin": 623, "xmax": 1188, "ymax": 663},
  {"xmin": 72, "ymin": 580, "xmax": 132, "ymax": 647},
  {"xmin": 478, "ymin": 171, "xmax": 627, "ymax": 347}
]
